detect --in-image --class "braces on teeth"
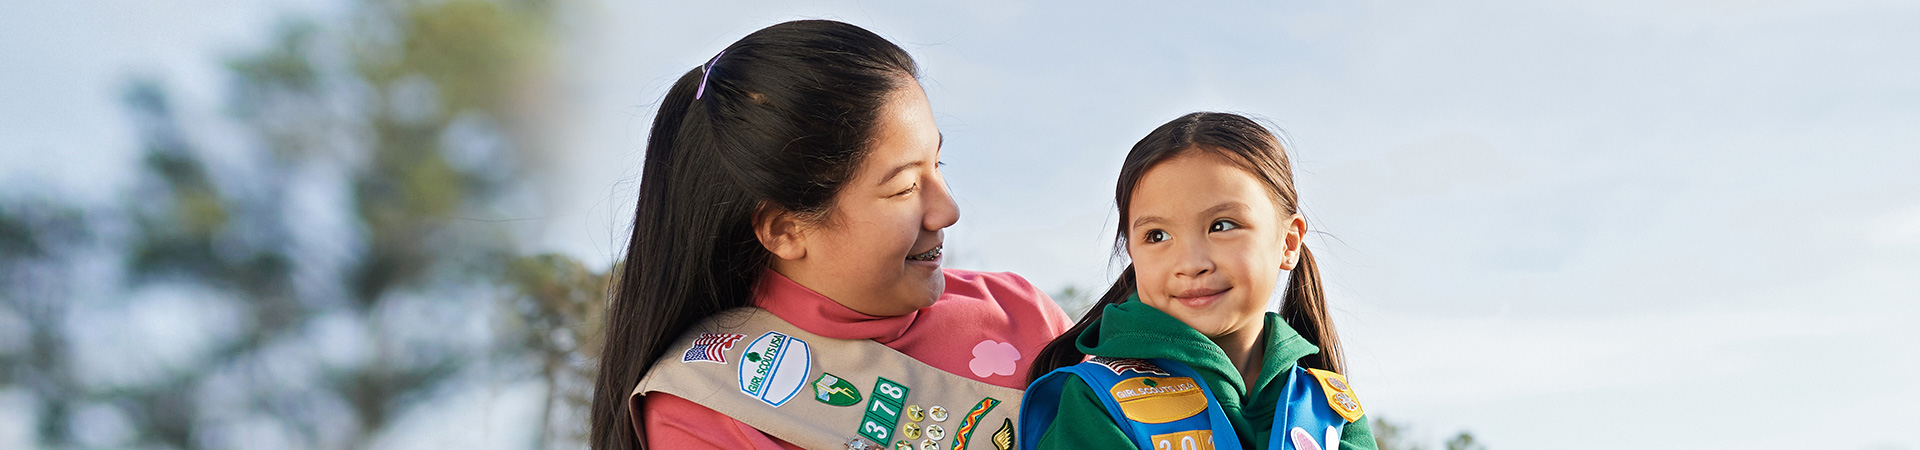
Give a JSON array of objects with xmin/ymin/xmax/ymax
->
[{"xmin": 907, "ymin": 245, "xmax": 942, "ymax": 261}]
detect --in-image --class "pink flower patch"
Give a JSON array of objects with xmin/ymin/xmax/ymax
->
[{"xmin": 968, "ymin": 340, "xmax": 1021, "ymax": 378}]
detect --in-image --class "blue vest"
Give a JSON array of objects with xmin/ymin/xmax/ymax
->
[{"xmin": 1020, "ymin": 357, "xmax": 1349, "ymax": 450}]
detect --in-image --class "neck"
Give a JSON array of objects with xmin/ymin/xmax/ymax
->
[{"xmin": 1209, "ymin": 323, "xmax": 1267, "ymax": 385}]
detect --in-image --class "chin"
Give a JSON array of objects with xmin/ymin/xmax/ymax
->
[
  {"xmin": 915, "ymin": 279, "xmax": 944, "ymax": 307},
  {"xmin": 1175, "ymin": 315, "xmax": 1233, "ymax": 337},
  {"xmin": 876, "ymin": 281, "xmax": 942, "ymax": 314}
]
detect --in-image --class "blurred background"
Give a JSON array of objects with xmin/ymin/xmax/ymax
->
[{"xmin": 3, "ymin": 0, "xmax": 1915, "ymax": 449}]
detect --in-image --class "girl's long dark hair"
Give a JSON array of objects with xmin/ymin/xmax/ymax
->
[
  {"xmin": 590, "ymin": 20, "xmax": 918, "ymax": 450},
  {"xmin": 1029, "ymin": 112, "xmax": 1345, "ymax": 383}
]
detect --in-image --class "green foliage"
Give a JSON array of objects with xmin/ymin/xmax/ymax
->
[
  {"xmin": 504, "ymin": 254, "xmax": 608, "ymax": 445},
  {"xmin": 1445, "ymin": 432, "xmax": 1485, "ymax": 450},
  {"xmin": 1, "ymin": 0, "xmax": 602, "ymax": 448},
  {"xmin": 0, "ymin": 200, "xmax": 88, "ymax": 446}
]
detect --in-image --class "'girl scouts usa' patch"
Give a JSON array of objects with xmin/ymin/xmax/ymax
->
[
  {"xmin": 1109, "ymin": 376, "xmax": 1207, "ymax": 424},
  {"xmin": 738, "ymin": 331, "xmax": 811, "ymax": 407}
]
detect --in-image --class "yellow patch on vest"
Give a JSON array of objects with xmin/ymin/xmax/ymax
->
[
  {"xmin": 1149, "ymin": 430, "xmax": 1217, "ymax": 450},
  {"xmin": 1109, "ymin": 376, "xmax": 1208, "ymax": 424},
  {"xmin": 1306, "ymin": 368, "xmax": 1364, "ymax": 422}
]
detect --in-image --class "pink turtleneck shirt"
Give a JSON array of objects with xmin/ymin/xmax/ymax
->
[{"xmin": 636, "ymin": 268, "xmax": 1072, "ymax": 449}]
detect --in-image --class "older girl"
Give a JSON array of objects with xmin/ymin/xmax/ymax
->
[{"xmin": 590, "ymin": 20, "xmax": 1071, "ymax": 450}]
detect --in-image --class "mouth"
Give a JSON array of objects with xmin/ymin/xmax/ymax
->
[
  {"xmin": 1171, "ymin": 286, "xmax": 1230, "ymax": 308},
  {"xmin": 906, "ymin": 245, "xmax": 942, "ymax": 262}
]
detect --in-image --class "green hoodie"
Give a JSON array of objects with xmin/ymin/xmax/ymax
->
[{"xmin": 1032, "ymin": 297, "xmax": 1377, "ymax": 450}]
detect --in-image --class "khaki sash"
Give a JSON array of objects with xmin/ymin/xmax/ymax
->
[{"xmin": 633, "ymin": 307, "xmax": 1025, "ymax": 450}]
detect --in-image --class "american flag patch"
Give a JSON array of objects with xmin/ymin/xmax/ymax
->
[
  {"xmin": 682, "ymin": 332, "xmax": 745, "ymax": 364},
  {"xmin": 1090, "ymin": 356, "xmax": 1170, "ymax": 376}
]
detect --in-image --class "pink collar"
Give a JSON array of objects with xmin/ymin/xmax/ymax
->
[{"xmin": 753, "ymin": 269, "xmax": 919, "ymax": 344}]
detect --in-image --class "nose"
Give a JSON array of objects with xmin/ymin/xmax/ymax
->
[
  {"xmin": 923, "ymin": 175, "xmax": 960, "ymax": 231},
  {"xmin": 1171, "ymin": 238, "xmax": 1214, "ymax": 278}
]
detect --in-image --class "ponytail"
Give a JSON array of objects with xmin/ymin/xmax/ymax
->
[
  {"xmin": 1280, "ymin": 244, "xmax": 1343, "ymax": 373},
  {"xmin": 588, "ymin": 67, "xmax": 703, "ymax": 450}
]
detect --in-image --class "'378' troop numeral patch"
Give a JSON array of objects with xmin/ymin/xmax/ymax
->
[{"xmin": 855, "ymin": 377, "xmax": 912, "ymax": 444}]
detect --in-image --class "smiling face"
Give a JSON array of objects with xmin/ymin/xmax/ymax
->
[
  {"xmin": 1126, "ymin": 149, "xmax": 1305, "ymax": 343},
  {"xmin": 761, "ymin": 80, "xmax": 957, "ymax": 317}
]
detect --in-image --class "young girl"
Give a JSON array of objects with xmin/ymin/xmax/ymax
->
[
  {"xmin": 1020, "ymin": 113, "xmax": 1376, "ymax": 450},
  {"xmin": 590, "ymin": 21, "xmax": 1071, "ymax": 450}
]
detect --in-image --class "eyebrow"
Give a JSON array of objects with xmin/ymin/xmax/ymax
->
[
  {"xmin": 1129, "ymin": 202, "xmax": 1251, "ymax": 230},
  {"xmin": 1202, "ymin": 202, "xmax": 1251, "ymax": 218},
  {"xmin": 1130, "ymin": 215, "xmax": 1166, "ymax": 230},
  {"xmin": 874, "ymin": 133, "xmax": 944, "ymax": 187}
]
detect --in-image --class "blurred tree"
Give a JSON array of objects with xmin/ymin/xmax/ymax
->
[
  {"xmin": 0, "ymin": 200, "xmax": 88, "ymax": 447},
  {"xmin": 505, "ymin": 254, "xmax": 608, "ymax": 447},
  {"xmin": 1050, "ymin": 284, "xmax": 1095, "ymax": 317},
  {"xmin": 1, "ymin": 0, "xmax": 604, "ymax": 448},
  {"xmin": 1372, "ymin": 416, "xmax": 1423, "ymax": 450},
  {"xmin": 1444, "ymin": 432, "xmax": 1485, "ymax": 450},
  {"xmin": 1371, "ymin": 416, "xmax": 1488, "ymax": 450}
]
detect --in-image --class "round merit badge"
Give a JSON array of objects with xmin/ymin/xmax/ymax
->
[
  {"xmin": 902, "ymin": 422, "xmax": 921, "ymax": 440},
  {"xmin": 928, "ymin": 405, "xmax": 948, "ymax": 422}
]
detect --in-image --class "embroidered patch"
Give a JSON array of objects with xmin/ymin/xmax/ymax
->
[
  {"xmin": 1306, "ymin": 368, "xmax": 1364, "ymax": 422},
  {"xmin": 737, "ymin": 331, "xmax": 811, "ymax": 407},
  {"xmin": 681, "ymin": 332, "xmax": 744, "ymax": 364},
  {"xmin": 949, "ymin": 397, "xmax": 1000, "ymax": 450},
  {"xmin": 1150, "ymin": 430, "xmax": 1216, "ymax": 450},
  {"xmin": 926, "ymin": 424, "xmax": 945, "ymax": 441},
  {"xmin": 1109, "ymin": 376, "xmax": 1207, "ymax": 424},
  {"xmin": 856, "ymin": 377, "xmax": 912, "ymax": 444},
  {"xmin": 968, "ymin": 340, "xmax": 1021, "ymax": 378},
  {"xmin": 928, "ymin": 405, "xmax": 948, "ymax": 422},
  {"xmin": 814, "ymin": 373, "xmax": 862, "ymax": 406},
  {"xmin": 906, "ymin": 404, "xmax": 925, "ymax": 422},
  {"xmin": 1088, "ymin": 356, "xmax": 1171, "ymax": 376},
  {"xmin": 919, "ymin": 440, "xmax": 939, "ymax": 450},
  {"xmin": 990, "ymin": 418, "xmax": 1014, "ymax": 450},
  {"xmin": 1288, "ymin": 425, "xmax": 1341, "ymax": 450}
]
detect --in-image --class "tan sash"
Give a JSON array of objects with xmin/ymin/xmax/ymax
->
[{"xmin": 633, "ymin": 307, "xmax": 1025, "ymax": 450}]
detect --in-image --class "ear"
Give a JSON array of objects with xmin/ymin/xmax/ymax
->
[
  {"xmin": 1279, "ymin": 213, "xmax": 1307, "ymax": 271},
  {"xmin": 754, "ymin": 203, "xmax": 809, "ymax": 261}
]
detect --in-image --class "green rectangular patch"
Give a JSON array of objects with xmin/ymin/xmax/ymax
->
[{"xmin": 855, "ymin": 377, "xmax": 912, "ymax": 444}]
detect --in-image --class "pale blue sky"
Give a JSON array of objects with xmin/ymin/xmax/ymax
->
[{"xmin": 5, "ymin": 1, "xmax": 1918, "ymax": 449}]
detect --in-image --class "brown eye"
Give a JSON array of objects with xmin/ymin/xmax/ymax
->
[
  {"xmin": 1210, "ymin": 220, "xmax": 1239, "ymax": 232},
  {"xmin": 1143, "ymin": 229, "xmax": 1170, "ymax": 243}
]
